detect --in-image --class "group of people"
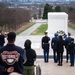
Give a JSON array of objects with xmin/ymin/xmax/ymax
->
[
  {"xmin": 42, "ymin": 32, "xmax": 75, "ymax": 67},
  {"xmin": 0, "ymin": 30, "xmax": 75, "ymax": 75},
  {"xmin": 0, "ymin": 31, "xmax": 36, "ymax": 75}
]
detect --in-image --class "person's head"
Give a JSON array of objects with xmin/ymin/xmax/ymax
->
[
  {"xmin": 44, "ymin": 32, "xmax": 48, "ymax": 36},
  {"xmin": 54, "ymin": 33, "xmax": 58, "ymax": 37},
  {"xmin": 68, "ymin": 33, "xmax": 71, "ymax": 36},
  {"xmin": 0, "ymin": 30, "xmax": 3, "ymax": 34},
  {"xmin": 59, "ymin": 35, "xmax": 63, "ymax": 39},
  {"xmin": 24, "ymin": 39, "xmax": 31, "ymax": 49},
  {"xmin": 7, "ymin": 32, "xmax": 16, "ymax": 43},
  {"xmin": 71, "ymin": 38, "xmax": 74, "ymax": 42}
]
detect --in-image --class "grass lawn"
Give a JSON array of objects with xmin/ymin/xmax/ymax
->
[
  {"xmin": 31, "ymin": 23, "xmax": 75, "ymax": 35},
  {"xmin": 31, "ymin": 24, "xmax": 48, "ymax": 35},
  {"xmin": 68, "ymin": 24, "xmax": 75, "ymax": 30}
]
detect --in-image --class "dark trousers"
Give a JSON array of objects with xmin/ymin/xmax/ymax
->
[
  {"xmin": 24, "ymin": 66, "xmax": 35, "ymax": 75},
  {"xmin": 70, "ymin": 54, "xmax": 74, "ymax": 65},
  {"xmin": 57, "ymin": 52, "xmax": 63, "ymax": 65},
  {"xmin": 43, "ymin": 49, "xmax": 49, "ymax": 62},
  {"xmin": 66, "ymin": 49, "xmax": 69, "ymax": 62},
  {"xmin": 53, "ymin": 49, "xmax": 58, "ymax": 62}
]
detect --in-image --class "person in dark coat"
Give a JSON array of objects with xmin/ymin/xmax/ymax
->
[
  {"xmin": 0, "ymin": 30, "xmax": 5, "ymax": 47},
  {"xmin": 24, "ymin": 39, "xmax": 36, "ymax": 75},
  {"xmin": 57, "ymin": 35, "xmax": 65, "ymax": 66},
  {"xmin": 0, "ymin": 32, "xmax": 27, "ymax": 75},
  {"xmin": 65, "ymin": 33, "xmax": 72, "ymax": 63},
  {"xmin": 41, "ymin": 32, "xmax": 50, "ymax": 62},
  {"xmin": 51, "ymin": 33, "xmax": 59, "ymax": 63},
  {"xmin": 68, "ymin": 38, "xmax": 75, "ymax": 67}
]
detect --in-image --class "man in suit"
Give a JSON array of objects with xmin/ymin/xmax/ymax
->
[
  {"xmin": 68, "ymin": 38, "xmax": 75, "ymax": 67},
  {"xmin": 65, "ymin": 33, "xmax": 72, "ymax": 63},
  {"xmin": 51, "ymin": 33, "xmax": 59, "ymax": 63}
]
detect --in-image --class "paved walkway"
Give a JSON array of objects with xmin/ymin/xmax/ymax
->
[
  {"xmin": 19, "ymin": 23, "xmax": 75, "ymax": 36},
  {"xmin": 19, "ymin": 23, "xmax": 42, "ymax": 36},
  {"xmin": 36, "ymin": 59, "xmax": 75, "ymax": 75}
]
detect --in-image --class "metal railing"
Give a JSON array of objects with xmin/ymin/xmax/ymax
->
[{"xmin": 34, "ymin": 63, "xmax": 41, "ymax": 75}]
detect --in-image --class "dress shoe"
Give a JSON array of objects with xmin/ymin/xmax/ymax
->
[
  {"xmin": 58, "ymin": 64, "xmax": 61, "ymax": 66},
  {"xmin": 66, "ymin": 61, "xmax": 68, "ymax": 63},
  {"xmin": 58, "ymin": 64, "xmax": 63, "ymax": 66},
  {"xmin": 60, "ymin": 64, "xmax": 63, "ymax": 66},
  {"xmin": 70, "ymin": 64, "xmax": 74, "ymax": 67}
]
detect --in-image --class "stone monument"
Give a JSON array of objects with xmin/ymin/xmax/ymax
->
[{"xmin": 48, "ymin": 12, "xmax": 68, "ymax": 36}]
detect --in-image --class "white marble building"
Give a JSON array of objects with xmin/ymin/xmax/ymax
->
[{"xmin": 48, "ymin": 12, "xmax": 68, "ymax": 36}]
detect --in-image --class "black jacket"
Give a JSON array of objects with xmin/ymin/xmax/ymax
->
[
  {"xmin": 68, "ymin": 42, "xmax": 75, "ymax": 54},
  {"xmin": 42, "ymin": 36, "xmax": 50, "ymax": 49},
  {"xmin": 24, "ymin": 48, "xmax": 36, "ymax": 66},
  {"xmin": 0, "ymin": 44, "xmax": 26, "ymax": 75},
  {"xmin": 65, "ymin": 37, "xmax": 72, "ymax": 49},
  {"xmin": 0, "ymin": 34, "xmax": 5, "ymax": 43},
  {"xmin": 57, "ymin": 39, "xmax": 65, "ymax": 53},
  {"xmin": 51, "ymin": 36, "xmax": 59, "ymax": 50},
  {"xmin": 24, "ymin": 39, "xmax": 36, "ymax": 66}
]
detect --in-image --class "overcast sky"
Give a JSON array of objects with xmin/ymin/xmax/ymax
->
[{"xmin": 0, "ymin": 0, "xmax": 74, "ymax": 1}]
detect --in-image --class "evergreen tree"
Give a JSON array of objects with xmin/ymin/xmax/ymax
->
[
  {"xmin": 42, "ymin": 3, "xmax": 53, "ymax": 19},
  {"xmin": 68, "ymin": 7, "xmax": 74, "ymax": 13},
  {"xmin": 54, "ymin": 5, "xmax": 61, "ymax": 12}
]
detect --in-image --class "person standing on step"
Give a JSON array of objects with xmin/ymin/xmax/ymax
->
[
  {"xmin": 24, "ymin": 39, "xmax": 36, "ymax": 75},
  {"xmin": 0, "ymin": 32, "xmax": 27, "ymax": 75},
  {"xmin": 65, "ymin": 33, "xmax": 72, "ymax": 63},
  {"xmin": 68, "ymin": 38, "xmax": 75, "ymax": 67},
  {"xmin": 41, "ymin": 32, "xmax": 50, "ymax": 63},
  {"xmin": 51, "ymin": 33, "xmax": 59, "ymax": 63},
  {"xmin": 57, "ymin": 35, "xmax": 65, "ymax": 66}
]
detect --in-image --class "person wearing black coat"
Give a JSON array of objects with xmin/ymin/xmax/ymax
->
[
  {"xmin": 51, "ymin": 33, "xmax": 59, "ymax": 63},
  {"xmin": 0, "ymin": 32, "xmax": 27, "ymax": 75},
  {"xmin": 68, "ymin": 38, "xmax": 75, "ymax": 67},
  {"xmin": 41, "ymin": 32, "xmax": 50, "ymax": 63},
  {"xmin": 57, "ymin": 35, "xmax": 65, "ymax": 66},
  {"xmin": 65, "ymin": 33, "xmax": 72, "ymax": 63},
  {"xmin": 24, "ymin": 39, "xmax": 36, "ymax": 75},
  {"xmin": 0, "ymin": 30, "xmax": 5, "ymax": 47}
]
